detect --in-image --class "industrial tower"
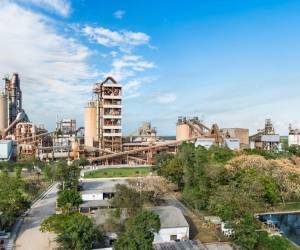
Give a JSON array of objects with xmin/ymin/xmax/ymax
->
[
  {"xmin": 85, "ymin": 77, "xmax": 122, "ymax": 153},
  {"xmin": 0, "ymin": 73, "xmax": 29, "ymax": 137}
]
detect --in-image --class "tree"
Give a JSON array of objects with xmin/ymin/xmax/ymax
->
[
  {"xmin": 43, "ymin": 164, "xmax": 55, "ymax": 181},
  {"xmin": 53, "ymin": 162, "xmax": 80, "ymax": 191},
  {"xmin": 158, "ymin": 158, "xmax": 183, "ymax": 187},
  {"xmin": 113, "ymin": 210, "xmax": 160, "ymax": 250},
  {"xmin": 73, "ymin": 158, "xmax": 89, "ymax": 168},
  {"xmin": 41, "ymin": 212, "xmax": 101, "ymax": 250},
  {"xmin": 111, "ymin": 184, "xmax": 143, "ymax": 218},
  {"xmin": 287, "ymin": 145, "xmax": 300, "ymax": 157},
  {"xmin": 257, "ymin": 231, "xmax": 297, "ymax": 250},
  {"xmin": 261, "ymin": 176, "xmax": 280, "ymax": 205},
  {"xmin": 209, "ymin": 145, "xmax": 234, "ymax": 163},
  {"xmin": 57, "ymin": 189, "xmax": 82, "ymax": 212},
  {"xmin": 232, "ymin": 213, "xmax": 259, "ymax": 250},
  {"xmin": 0, "ymin": 174, "xmax": 30, "ymax": 229},
  {"xmin": 129, "ymin": 176, "xmax": 174, "ymax": 205},
  {"xmin": 154, "ymin": 152, "xmax": 174, "ymax": 171}
]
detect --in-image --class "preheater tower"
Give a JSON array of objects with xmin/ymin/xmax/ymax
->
[{"xmin": 85, "ymin": 76, "xmax": 122, "ymax": 152}]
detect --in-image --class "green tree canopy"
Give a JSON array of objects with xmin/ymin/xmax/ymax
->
[
  {"xmin": 158, "ymin": 158, "xmax": 183, "ymax": 187},
  {"xmin": 257, "ymin": 232, "xmax": 297, "ymax": 250},
  {"xmin": 57, "ymin": 189, "xmax": 82, "ymax": 212},
  {"xmin": 41, "ymin": 212, "xmax": 101, "ymax": 250},
  {"xmin": 0, "ymin": 174, "xmax": 30, "ymax": 229},
  {"xmin": 113, "ymin": 210, "xmax": 160, "ymax": 250},
  {"xmin": 111, "ymin": 184, "xmax": 143, "ymax": 218}
]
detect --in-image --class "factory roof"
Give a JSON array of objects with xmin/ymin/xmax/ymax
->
[
  {"xmin": 0, "ymin": 140, "xmax": 13, "ymax": 144},
  {"xmin": 153, "ymin": 241, "xmax": 233, "ymax": 250},
  {"xmin": 154, "ymin": 240, "xmax": 206, "ymax": 250},
  {"xmin": 81, "ymin": 179, "xmax": 128, "ymax": 194},
  {"xmin": 149, "ymin": 206, "xmax": 189, "ymax": 229}
]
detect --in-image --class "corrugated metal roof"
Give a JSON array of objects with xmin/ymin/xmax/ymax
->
[
  {"xmin": 154, "ymin": 240, "xmax": 206, "ymax": 250},
  {"xmin": 149, "ymin": 206, "xmax": 189, "ymax": 229}
]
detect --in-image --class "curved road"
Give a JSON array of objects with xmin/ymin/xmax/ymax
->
[{"xmin": 15, "ymin": 183, "xmax": 59, "ymax": 250}]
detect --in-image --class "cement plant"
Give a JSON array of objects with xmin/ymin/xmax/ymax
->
[
  {"xmin": 3, "ymin": 1, "xmax": 300, "ymax": 250},
  {"xmin": 0, "ymin": 73, "xmax": 298, "ymax": 165}
]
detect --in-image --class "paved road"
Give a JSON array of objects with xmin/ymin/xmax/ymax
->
[{"xmin": 15, "ymin": 183, "xmax": 59, "ymax": 250}]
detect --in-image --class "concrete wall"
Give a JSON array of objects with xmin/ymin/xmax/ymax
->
[{"xmin": 82, "ymin": 192, "xmax": 103, "ymax": 201}]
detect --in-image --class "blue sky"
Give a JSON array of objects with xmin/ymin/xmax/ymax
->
[{"xmin": 1, "ymin": 0, "xmax": 300, "ymax": 135}]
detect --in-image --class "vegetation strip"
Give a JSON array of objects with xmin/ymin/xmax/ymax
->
[{"xmin": 84, "ymin": 167, "xmax": 151, "ymax": 178}]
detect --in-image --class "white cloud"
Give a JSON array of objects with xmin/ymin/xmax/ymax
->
[
  {"xmin": 113, "ymin": 10, "xmax": 125, "ymax": 19},
  {"xmin": 123, "ymin": 79, "xmax": 143, "ymax": 92},
  {"xmin": 113, "ymin": 55, "xmax": 155, "ymax": 72},
  {"xmin": 82, "ymin": 25, "xmax": 150, "ymax": 51},
  {"xmin": 123, "ymin": 77, "xmax": 156, "ymax": 100},
  {"xmin": 155, "ymin": 93, "xmax": 177, "ymax": 104},
  {"xmin": 0, "ymin": 1, "xmax": 96, "ymax": 128},
  {"xmin": 81, "ymin": 24, "xmax": 156, "ymax": 98},
  {"xmin": 18, "ymin": 0, "xmax": 71, "ymax": 17},
  {"xmin": 110, "ymin": 51, "xmax": 118, "ymax": 57},
  {"xmin": 108, "ymin": 54, "xmax": 155, "ymax": 82}
]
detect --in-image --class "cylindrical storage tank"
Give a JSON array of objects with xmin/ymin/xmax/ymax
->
[
  {"xmin": 0, "ymin": 93, "xmax": 8, "ymax": 134},
  {"xmin": 176, "ymin": 123, "xmax": 191, "ymax": 141},
  {"xmin": 84, "ymin": 101, "xmax": 97, "ymax": 147}
]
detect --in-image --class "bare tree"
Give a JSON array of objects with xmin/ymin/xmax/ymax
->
[{"xmin": 129, "ymin": 176, "xmax": 175, "ymax": 205}]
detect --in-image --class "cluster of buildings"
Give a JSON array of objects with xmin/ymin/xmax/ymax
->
[
  {"xmin": 77, "ymin": 178, "xmax": 233, "ymax": 250},
  {"xmin": 1, "ymin": 73, "xmax": 300, "ymax": 163}
]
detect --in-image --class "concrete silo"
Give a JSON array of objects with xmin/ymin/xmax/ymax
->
[
  {"xmin": 0, "ymin": 93, "xmax": 8, "ymax": 135},
  {"xmin": 84, "ymin": 101, "xmax": 97, "ymax": 147},
  {"xmin": 176, "ymin": 117, "xmax": 191, "ymax": 141}
]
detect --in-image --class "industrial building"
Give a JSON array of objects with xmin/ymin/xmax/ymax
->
[
  {"xmin": 176, "ymin": 116, "xmax": 248, "ymax": 150},
  {"xmin": 0, "ymin": 140, "xmax": 16, "ymax": 161},
  {"xmin": 176, "ymin": 117, "xmax": 213, "ymax": 142},
  {"xmin": 249, "ymin": 119, "xmax": 281, "ymax": 151},
  {"xmin": 37, "ymin": 118, "xmax": 84, "ymax": 161},
  {"xmin": 84, "ymin": 76, "xmax": 122, "ymax": 152},
  {"xmin": 220, "ymin": 128, "xmax": 249, "ymax": 149},
  {"xmin": 0, "ymin": 73, "xmax": 29, "ymax": 139},
  {"xmin": 0, "ymin": 73, "xmax": 287, "ymax": 164},
  {"xmin": 288, "ymin": 124, "xmax": 300, "ymax": 146},
  {"xmin": 79, "ymin": 179, "xmax": 128, "ymax": 213},
  {"xmin": 150, "ymin": 206, "xmax": 189, "ymax": 243}
]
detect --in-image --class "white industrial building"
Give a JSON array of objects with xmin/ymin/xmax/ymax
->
[
  {"xmin": 288, "ymin": 125, "xmax": 300, "ymax": 146},
  {"xmin": 288, "ymin": 134, "xmax": 300, "ymax": 146},
  {"xmin": 150, "ymin": 206, "xmax": 189, "ymax": 243},
  {"xmin": 0, "ymin": 140, "xmax": 15, "ymax": 161},
  {"xmin": 224, "ymin": 138, "xmax": 240, "ymax": 150},
  {"xmin": 195, "ymin": 138, "xmax": 240, "ymax": 150},
  {"xmin": 79, "ymin": 179, "xmax": 128, "ymax": 213},
  {"xmin": 195, "ymin": 138, "xmax": 215, "ymax": 149}
]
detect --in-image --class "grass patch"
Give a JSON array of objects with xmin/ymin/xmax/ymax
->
[
  {"xmin": 273, "ymin": 202, "xmax": 300, "ymax": 211},
  {"xmin": 84, "ymin": 167, "xmax": 151, "ymax": 178}
]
